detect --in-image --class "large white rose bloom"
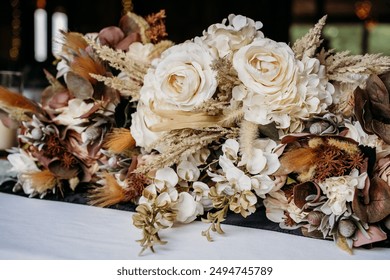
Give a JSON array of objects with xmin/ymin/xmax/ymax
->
[
  {"xmin": 232, "ymin": 38, "xmax": 333, "ymax": 131},
  {"xmin": 131, "ymin": 41, "xmax": 217, "ymax": 151}
]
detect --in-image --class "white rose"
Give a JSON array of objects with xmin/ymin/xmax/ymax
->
[
  {"xmin": 233, "ymin": 38, "xmax": 302, "ymax": 129},
  {"xmin": 130, "ymin": 41, "xmax": 217, "ymax": 150},
  {"xmin": 148, "ymin": 41, "xmax": 217, "ymax": 111},
  {"xmin": 200, "ymin": 14, "xmax": 263, "ymax": 58}
]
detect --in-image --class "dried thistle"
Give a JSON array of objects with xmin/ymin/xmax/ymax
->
[
  {"xmin": 145, "ymin": 10, "xmax": 168, "ymax": 43},
  {"xmin": 89, "ymin": 172, "xmax": 145, "ymax": 207},
  {"xmin": 22, "ymin": 170, "xmax": 58, "ymax": 194},
  {"xmin": 292, "ymin": 15, "xmax": 327, "ymax": 60}
]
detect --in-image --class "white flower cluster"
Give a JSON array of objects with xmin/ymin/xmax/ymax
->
[
  {"xmin": 207, "ymin": 139, "xmax": 279, "ymax": 216},
  {"xmin": 319, "ymin": 170, "xmax": 367, "ymax": 216},
  {"xmin": 131, "ymin": 14, "xmax": 334, "ymax": 150},
  {"xmin": 138, "ymin": 149, "xmax": 212, "ymax": 225}
]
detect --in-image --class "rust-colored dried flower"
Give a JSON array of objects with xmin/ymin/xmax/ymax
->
[
  {"xmin": 276, "ymin": 136, "xmax": 365, "ymax": 183},
  {"xmin": 145, "ymin": 10, "xmax": 168, "ymax": 43}
]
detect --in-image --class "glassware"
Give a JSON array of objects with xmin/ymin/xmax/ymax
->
[{"xmin": 0, "ymin": 70, "xmax": 23, "ymax": 152}]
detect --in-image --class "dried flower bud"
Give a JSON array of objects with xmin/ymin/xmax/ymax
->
[{"xmin": 338, "ymin": 219, "xmax": 357, "ymax": 238}]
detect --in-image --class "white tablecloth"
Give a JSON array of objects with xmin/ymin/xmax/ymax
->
[{"xmin": 0, "ymin": 192, "xmax": 389, "ymax": 260}]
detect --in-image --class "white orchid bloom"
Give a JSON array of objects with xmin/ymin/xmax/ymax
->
[
  {"xmin": 239, "ymin": 138, "xmax": 280, "ymax": 175},
  {"xmin": 192, "ymin": 181, "xmax": 213, "ymax": 211},
  {"xmin": 222, "ymin": 138, "xmax": 240, "ymax": 162},
  {"xmin": 154, "ymin": 167, "xmax": 179, "ymax": 191},
  {"xmin": 177, "ymin": 160, "xmax": 200, "ymax": 182},
  {"xmin": 174, "ymin": 192, "xmax": 204, "ymax": 223}
]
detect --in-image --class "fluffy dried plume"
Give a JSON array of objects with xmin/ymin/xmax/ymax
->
[
  {"xmin": 323, "ymin": 51, "xmax": 390, "ymax": 83},
  {"xmin": 212, "ymin": 58, "xmax": 240, "ymax": 101},
  {"xmin": 292, "ymin": 15, "xmax": 327, "ymax": 59},
  {"xmin": 145, "ymin": 10, "xmax": 168, "ymax": 43},
  {"xmin": 103, "ymin": 128, "xmax": 136, "ymax": 154}
]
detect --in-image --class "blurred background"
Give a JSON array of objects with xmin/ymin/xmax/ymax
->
[{"xmin": 1, "ymin": 0, "xmax": 390, "ymax": 99}]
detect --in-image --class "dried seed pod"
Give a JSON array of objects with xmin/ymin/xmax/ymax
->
[
  {"xmin": 307, "ymin": 211, "xmax": 324, "ymax": 226},
  {"xmin": 338, "ymin": 220, "xmax": 357, "ymax": 238},
  {"xmin": 309, "ymin": 121, "xmax": 330, "ymax": 135}
]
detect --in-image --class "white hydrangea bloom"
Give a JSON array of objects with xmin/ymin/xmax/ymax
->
[
  {"xmin": 200, "ymin": 14, "xmax": 264, "ymax": 58},
  {"xmin": 319, "ymin": 170, "xmax": 367, "ymax": 216}
]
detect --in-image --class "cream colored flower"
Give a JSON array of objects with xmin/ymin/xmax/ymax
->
[
  {"xmin": 232, "ymin": 38, "xmax": 300, "ymax": 128},
  {"xmin": 130, "ymin": 99, "xmax": 164, "ymax": 151},
  {"xmin": 217, "ymin": 156, "xmax": 252, "ymax": 194},
  {"xmin": 251, "ymin": 175, "xmax": 275, "ymax": 198},
  {"xmin": 263, "ymin": 190, "xmax": 307, "ymax": 229},
  {"xmin": 174, "ymin": 192, "xmax": 204, "ymax": 223},
  {"xmin": 192, "ymin": 181, "xmax": 213, "ymax": 211},
  {"xmin": 229, "ymin": 191, "xmax": 257, "ymax": 217},
  {"xmin": 131, "ymin": 41, "xmax": 217, "ymax": 150},
  {"xmin": 222, "ymin": 138, "xmax": 240, "ymax": 162},
  {"xmin": 345, "ymin": 121, "xmax": 384, "ymax": 149},
  {"xmin": 153, "ymin": 167, "xmax": 179, "ymax": 191},
  {"xmin": 177, "ymin": 160, "xmax": 200, "ymax": 182},
  {"xmin": 200, "ymin": 14, "xmax": 263, "ymax": 58},
  {"xmin": 294, "ymin": 56, "xmax": 334, "ymax": 122},
  {"xmin": 144, "ymin": 41, "xmax": 217, "ymax": 111},
  {"xmin": 319, "ymin": 170, "xmax": 367, "ymax": 216},
  {"xmin": 53, "ymin": 99, "xmax": 94, "ymax": 133},
  {"xmin": 239, "ymin": 138, "xmax": 280, "ymax": 175},
  {"xmin": 233, "ymin": 40, "xmax": 333, "ymax": 131}
]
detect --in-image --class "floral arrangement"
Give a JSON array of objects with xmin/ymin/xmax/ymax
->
[{"xmin": 1, "ymin": 9, "xmax": 390, "ymax": 255}]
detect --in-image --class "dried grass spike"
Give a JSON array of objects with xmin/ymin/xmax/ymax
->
[{"xmin": 292, "ymin": 15, "xmax": 327, "ymax": 59}]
